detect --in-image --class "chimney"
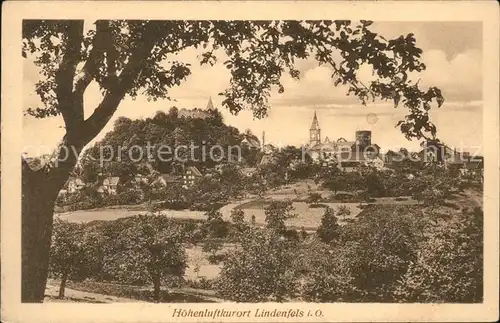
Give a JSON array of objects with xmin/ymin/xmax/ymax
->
[{"xmin": 262, "ymin": 131, "xmax": 265, "ymax": 150}]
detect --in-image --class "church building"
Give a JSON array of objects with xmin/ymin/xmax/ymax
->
[{"xmin": 306, "ymin": 111, "xmax": 383, "ymax": 171}]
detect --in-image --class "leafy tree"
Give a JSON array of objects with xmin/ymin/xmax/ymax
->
[
  {"xmin": 340, "ymin": 205, "xmax": 426, "ymax": 301},
  {"xmin": 186, "ymin": 176, "xmax": 229, "ymax": 210},
  {"xmin": 394, "ymin": 207, "xmax": 483, "ymax": 302},
  {"xmin": 159, "ymin": 182, "xmax": 188, "ymax": 209},
  {"xmin": 323, "ymin": 173, "xmax": 348, "ymax": 195},
  {"xmin": 22, "ymin": 19, "xmax": 444, "ymax": 302},
  {"xmin": 364, "ymin": 169, "xmax": 386, "ymax": 197},
  {"xmin": 229, "ymin": 208, "xmax": 248, "ymax": 237},
  {"xmin": 413, "ymin": 187, "xmax": 445, "ymax": 210},
  {"xmin": 216, "ymin": 228, "xmax": 298, "ymax": 302},
  {"xmin": 264, "ymin": 201, "xmax": 297, "ymax": 234},
  {"xmin": 203, "ymin": 208, "xmax": 229, "ymax": 239},
  {"xmin": 104, "ymin": 215, "xmax": 187, "ymax": 302},
  {"xmin": 298, "ymin": 240, "xmax": 358, "ymax": 302},
  {"xmin": 230, "ymin": 208, "xmax": 245, "ymax": 224},
  {"xmin": 316, "ymin": 207, "xmax": 340, "ymax": 243},
  {"xmin": 49, "ymin": 219, "xmax": 87, "ymax": 298},
  {"xmin": 215, "ymin": 163, "xmax": 246, "ymax": 198}
]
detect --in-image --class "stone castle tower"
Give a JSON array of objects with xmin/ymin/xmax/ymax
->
[{"xmin": 309, "ymin": 111, "xmax": 321, "ymax": 146}]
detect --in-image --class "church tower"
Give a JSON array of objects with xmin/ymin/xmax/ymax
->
[{"xmin": 309, "ymin": 111, "xmax": 321, "ymax": 146}]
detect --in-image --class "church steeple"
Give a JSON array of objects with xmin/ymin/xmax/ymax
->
[
  {"xmin": 309, "ymin": 111, "xmax": 321, "ymax": 146},
  {"xmin": 310, "ymin": 111, "xmax": 320, "ymax": 130},
  {"xmin": 206, "ymin": 96, "xmax": 214, "ymax": 110}
]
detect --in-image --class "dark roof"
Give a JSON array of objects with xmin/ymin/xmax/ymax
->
[
  {"xmin": 240, "ymin": 167, "xmax": 257, "ymax": 176},
  {"xmin": 186, "ymin": 166, "xmax": 202, "ymax": 176},
  {"xmin": 242, "ymin": 136, "xmax": 261, "ymax": 149},
  {"xmin": 160, "ymin": 174, "xmax": 181, "ymax": 182}
]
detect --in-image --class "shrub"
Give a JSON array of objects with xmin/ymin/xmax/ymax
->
[
  {"xmin": 309, "ymin": 203, "xmax": 328, "ymax": 208},
  {"xmin": 394, "ymin": 207, "xmax": 483, "ymax": 302},
  {"xmin": 316, "ymin": 207, "xmax": 340, "ymax": 244},
  {"xmin": 186, "ymin": 277, "xmax": 215, "ymax": 290},
  {"xmin": 306, "ymin": 193, "xmax": 322, "ymax": 204},
  {"xmin": 264, "ymin": 201, "xmax": 297, "ymax": 234},
  {"xmin": 103, "ymin": 215, "xmax": 188, "ymax": 302},
  {"xmin": 215, "ymin": 228, "xmax": 299, "ymax": 302},
  {"xmin": 339, "ymin": 205, "xmax": 426, "ymax": 301},
  {"xmin": 299, "ymin": 241, "xmax": 358, "ymax": 302}
]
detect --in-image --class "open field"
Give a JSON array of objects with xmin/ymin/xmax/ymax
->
[
  {"xmin": 58, "ymin": 194, "xmax": 417, "ymax": 228},
  {"xmin": 185, "ymin": 245, "xmax": 233, "ymax": 280},
  {"xmin": 57, "ymin": 208, "xmax": 204, "ymax": 223},
  {"xmin": 236, "ymin": 201, "xmax": 362, "ymax": 228}
]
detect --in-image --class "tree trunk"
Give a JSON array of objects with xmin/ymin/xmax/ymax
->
[
  {"xmin": 22, "ymin": 168, "xmax": 57, "ymax": 302},
  {"xmin": 22, "ymin": 143, "xmax": 79, "ymax": 302},
  {"xmin": 20, "ymin": 21, "xmax": 156, "ymax": 302},
  {"xmin": 153, "ymin": 274, "xmax": 162, "ymax": 303},
  {"xmin": 58, "ymin": 270, "xmax": 69, "ymax": 299}
]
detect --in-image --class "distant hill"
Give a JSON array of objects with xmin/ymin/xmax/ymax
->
[{"xmin": 81, "ymin": 107, "xmax": 261, "ymax": 180}]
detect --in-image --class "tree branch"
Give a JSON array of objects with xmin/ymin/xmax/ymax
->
[
  {"xmin": 80, "ymin": 25, "xmax": 157, "ymax": 144},
  {"xmin": 55, "ymin": 20, "xmax": 84, "ymax": 130},
  {"xmin": 73, "ymin": 21, "xmax": 113, "ymax": 102}
]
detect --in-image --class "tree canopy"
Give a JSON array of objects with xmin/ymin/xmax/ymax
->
[{"xmin": 23, "ymin": 20, "xmax": 444, "ymax": 145}]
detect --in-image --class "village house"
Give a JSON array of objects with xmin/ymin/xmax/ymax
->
[
  {"xmin": 240, "ymin": 167, "xmax": 257, "ymax": 177},
  {"xmin": 100, "ymin": 177, "xmax": 120, "ymax": 195},
  {"xmin": 151, "ymin": 173, "xmax": 182, "ymax": 188},
  {"xmin": 66, "ymin": 177, "xmax": 86, "ymax": 194},
  {"xmin": 122, "ymin": 174, "xmax": 149, "ymax": 198},
  {"xmin": 459, "ymin": 156, "xmax": 484, "ymax": 181},
  {"xmin": 241, "ymin": 136, "xmax": 261, "ymax": 150},
  {"xmin": 418, "ymin": 141, "xmax": 472, "ymax": 170},
  {"xmin": 183, "ymin": 166, "xmax": 203, "ymax": 187}
]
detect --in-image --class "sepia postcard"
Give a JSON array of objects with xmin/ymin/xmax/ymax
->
[{"xmin": 1, "ymin": 1, "xmax": 499, "ymax": 322}]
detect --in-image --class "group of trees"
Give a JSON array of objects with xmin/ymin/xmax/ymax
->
[
  {"xmin": 216, "ymin": 203, "xmax": 483, "ymax": 303},
  {"xmin": 50, "ymin": 195, "xmax": 483, "ymax": 304},
  {"xmin": 49, "ymin": 215, "xmax": 195, "ymax": 302},
  {"xmin": 319, "ymin": 164, "xmax": 463, "ymax": 205}
]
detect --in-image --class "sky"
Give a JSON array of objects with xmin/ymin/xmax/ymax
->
[{"xmin": 23, "ymin": 21, "xmax": 483, "ymax": 156}]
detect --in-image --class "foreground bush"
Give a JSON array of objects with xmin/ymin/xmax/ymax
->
[
  {"xmin": 394, "ymin": 207, "xmax": 483, "ymax": 302},
  {"xmin": 103, "ymin": 215, "xmax": 188, "ymax": 302},
  {"xmin": 215, "ymin": 228, "xmax": 299, "ymax": 302}
]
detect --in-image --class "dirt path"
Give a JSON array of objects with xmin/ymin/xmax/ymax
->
[
  {"xmin": 45, "ymin": 283, "xmax": 228, "ymax": 303},
  {"xmin": 45, "ymin": 284, "xmax": 144, "ymax": 303}
]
